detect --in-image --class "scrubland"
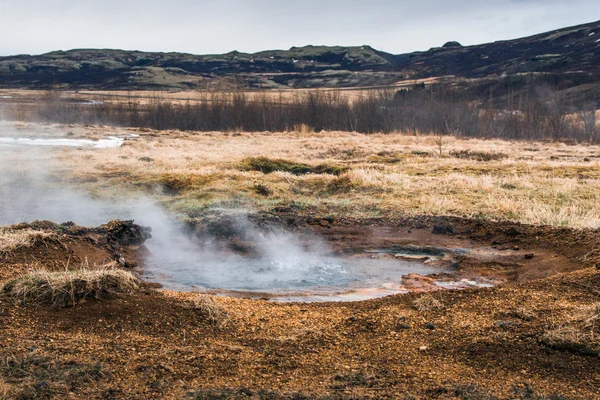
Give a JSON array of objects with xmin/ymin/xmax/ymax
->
[
  {"xmin": 1, "ymin": 121, "xmax": 600, "ymax": 399},
  {"xmin": 37, "ymin": 124, "xmax": 600, "ymax": 229}
]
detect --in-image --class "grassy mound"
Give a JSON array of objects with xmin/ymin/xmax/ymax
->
[
  {"xmin": 183, "ymin": 294, "xmax": 229, "ymax": 326},
  {"xmin": 240, "ymin": 157, "xmax": 348, "ymax": 176},
  {"xmin": 0, "ymin": 228, "xmax": 55, "ymax": 254},
  {"xmin": 1, "ymin": 268, "xmax": 140, "ymax": 308}
]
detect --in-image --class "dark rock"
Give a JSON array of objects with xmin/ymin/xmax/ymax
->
[
  {"xmin": 524, "ymin": 253, "xmax": 535, "ymax": 259},
  {"xmin": 98, "ymin": 220, "xmax": 152, "ymax": 246},
  {"xmin": 497, "ymin": 320, "xmax": 520, "ymax": 328},
  {"xmin": 425, "ymin": 322, "xmax": 435, "ymax": 330},
  {"xmin": 397, "ymin": 323, "xmax": 411, "ymax": 330},
  {"xmin": 505, "ymin": 227, "xmax": 521, "ymax": 237},
  {"xmin": 432, "ymin": 224, "xmax": 455, "ymax": 235}
]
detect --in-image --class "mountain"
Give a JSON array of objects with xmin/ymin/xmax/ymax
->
[{"xmin": 0, "ymin": 20, "xmax": 599, "ymax": 91}]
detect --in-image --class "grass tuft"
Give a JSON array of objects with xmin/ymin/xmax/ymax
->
[
  {"xmin": 542, "ymin": 302, "xmax": 600, "ymax": 356},
  {"xmin": 413, "ymin": 293, "xmax": 444, "ymax": 311},
  {"xmin": 449, "ymin": 150, "xmax": 507, "ymax": 162},
  {"xmin": 240, "ymin": 157, "xmax": 348, "ymax": 176},
  {"xmin": 0, "ymin": 379, "xmax": 13, "ymax": 400},
  {"xmin": 0, "ymin": 229, "xmax": 55, "ymax": 254},
  {"xmin": 184, "ymin": 295, "xmax": 229, "ymax": 326},
  {"xmin": 1, "ymin": 267, "xmax": 140, "ymax": 308}
]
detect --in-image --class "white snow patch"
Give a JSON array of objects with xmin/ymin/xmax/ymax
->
[{"xmin": 0, "ymin": 137, "xmax": 124, "ymax": 148}]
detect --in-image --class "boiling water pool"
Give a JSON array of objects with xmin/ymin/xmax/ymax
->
[{"xmin": 140, "ymin": 250, "xmax": 450, "ymax": 301}]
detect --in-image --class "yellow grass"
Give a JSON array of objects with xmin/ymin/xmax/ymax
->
[
  {"xmin": 1, "ymin": 267, "xmax": 140, "ymax": 308},
  {"xmin": 0, "ymin": 229, "xmax": 54, "ymax": 253},
  {"xmin": 0, "ymin": 379, "xmax": 12, "ymax": 399},
  {"xmin": 3, "ymin": 121, "xmax": 600, "ymax": 229}
]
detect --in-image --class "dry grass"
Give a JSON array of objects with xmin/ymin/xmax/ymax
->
[
  {"xmin": 0, "ymin": 379, "xmax": 12, "ymax": 400},
  {"xmin": 542, "ymin": 302, "xmax": 600, "ymax": 356},
  {"xmin": 1, "ymin": 267, "xmax": 140, "ymax": 308},
  {"xmin": 413, "ymin": 293, "xmax": 444, "ymax": 312},
  {"xmin": 184, "ymin": 294, "xmax": 229, "ymax": 326},
  {"xmin": 0, "ymin": 352, "xmax": 105, "ymax": 399},
  {"xmin": 4, "ymin": 121, "xmax": 600, "ymax": 229},
  {"xmin": 0, "ymin": 228, "xmax": 55, "ymax": 253}
]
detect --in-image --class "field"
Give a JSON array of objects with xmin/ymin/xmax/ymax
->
[
  {"xmin": 1, "ymin": 120, "xmax": 600, "ymax": 399},
  {"xmin": 23, "ymin": 121, "xmax": 600, "ymax": 228}
]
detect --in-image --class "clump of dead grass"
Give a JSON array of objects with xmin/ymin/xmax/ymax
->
[
  {"xmin": 1, "ymin": 267, "xmax": 140, "ymax": 308},
  {"xmin": 0, "ymin": 379, "xmax": 13, "ymax": 399},
  {"xmin": 0, "ymin": 228, "xmax": 55, "ymax": 253},
  {"xmin": 413, "ymin": 293, "xmax": 444, "ymax": 312},
  {"xmin": 449, "ymin": 149, "xmax": 507, "ymax": 162},
  {"xmin": 240, "ymin": 156, "xmax": 348, "ymax": 176},
  {"xmin": 184, "ymin": 294, "xmax": 229, "ymax": 326},
  {"xmin": 0, "ymin": 352, "xmax": 105, "ymax": 398},
  {"xmin": 542, "ymin": 302, "xmax": 600, "ymax": 356}
]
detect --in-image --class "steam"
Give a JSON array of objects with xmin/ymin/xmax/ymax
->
[
  {"xmin": 0, "ymin": 123, "xmax": 354, "ymax": 292},
  {"xmin": 0, "ymin": 122, "xmax": 442, "ymax": 297}
]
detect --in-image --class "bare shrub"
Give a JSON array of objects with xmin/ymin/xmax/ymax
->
[
  {"xmin": 7, "ymin": 83, "xmax": 598, "ymax": 142},
  {"xmin": 184, "ymin": 295, "xmax": 229, "ymax": 325},
  {"xmin": 1, "ymin": 268, "xmax": 140, "ymax": 308},
  {"xmin": 413, "ymin": 293, "xmax": 444, "ymax": 312},
  {"xmin": 292, "ymin": 123, "xmax": 313, "ymax": 135}
]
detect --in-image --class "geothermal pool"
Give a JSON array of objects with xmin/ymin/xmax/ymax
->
[
  {"xmin": 0, "ymin": 132, "xmax": 493, "ymax": 303},
  {"xmin": 140, "ymin": 246, "xmax": 451, "ymax": 302}
]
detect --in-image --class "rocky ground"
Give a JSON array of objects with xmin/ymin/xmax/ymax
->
[{"xmin": 1, "ymin": 215, "xmax": 599, "ymax": 399}]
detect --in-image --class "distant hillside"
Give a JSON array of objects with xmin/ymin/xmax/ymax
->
[{"xmin": 0, "ymin": 20, "xmax": 599, "ymax": 91}]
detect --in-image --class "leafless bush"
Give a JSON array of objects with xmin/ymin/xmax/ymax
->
[{"xmin": 4, "ymin": 84, "xmax": 598, "ymax": 142}]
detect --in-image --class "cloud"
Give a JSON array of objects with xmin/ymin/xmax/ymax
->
[{"xmin": 0, "ymin": 0, "xmax": 599, "ymax": 56}]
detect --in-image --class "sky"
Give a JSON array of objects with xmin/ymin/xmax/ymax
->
[{"xmin": 0, "ymin": 0, "xmax": 599, "ymax": 56}]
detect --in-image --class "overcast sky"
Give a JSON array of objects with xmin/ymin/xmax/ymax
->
[{"xmin": 0, "ymin": 0, "xmax": 599, "ymax": 56}]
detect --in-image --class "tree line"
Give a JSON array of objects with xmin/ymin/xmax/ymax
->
[{"xmin": 3, "ymin": 84, "xmax": 598, "ymax": 142}]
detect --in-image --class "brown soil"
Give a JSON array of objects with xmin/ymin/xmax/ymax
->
[{"xmin": 1, "ymin": 215, "xmax": 599, "ymax": 399}]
